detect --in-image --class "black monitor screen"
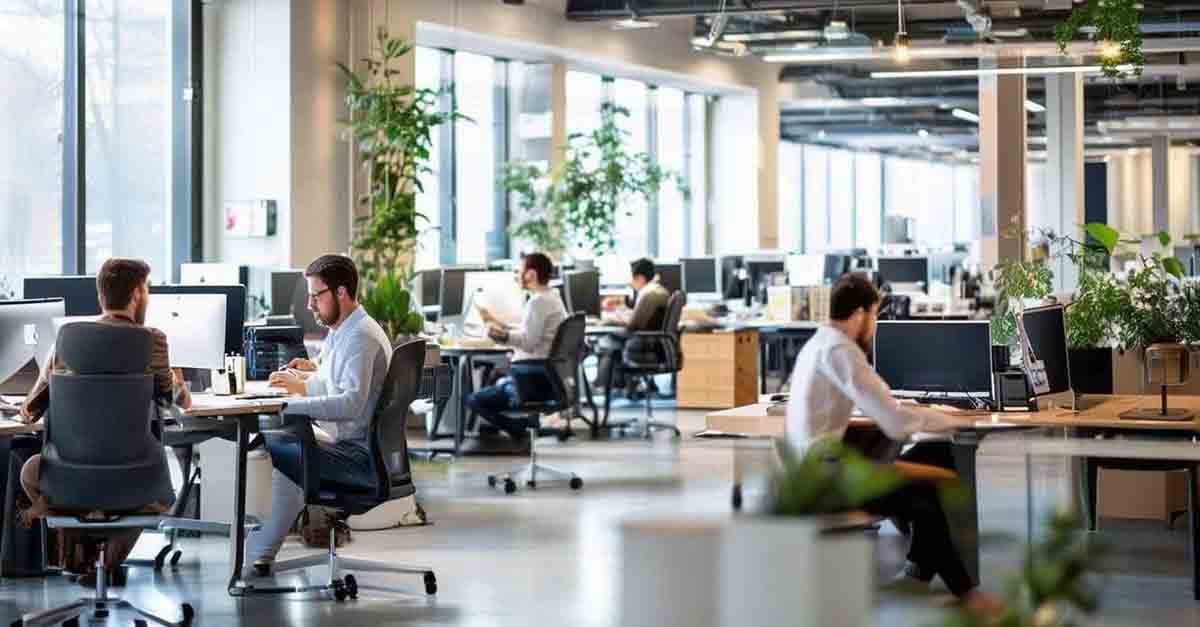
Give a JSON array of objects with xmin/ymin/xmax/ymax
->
[
  {"xmin": 440, "ymin": 269, "xmax": 468, "ymax": 317},
  {"xmin": 564, "ymin": 271, "xmax": 601, "ymax": 317},
  {"xmin": 747, "ymin": 261, "xmax": 785, "ymax": 290},
  {"xmin": 823, "ymin": 254, "xmax": 850, "ymax": 283},
  {"xmin": 721, "ymin": 256, "xmax": 745, "ymax": 299},
  {"xmin": 417, "ymin": 269, "xmax": 441, "ymax": 307},
  {"xmin": 874, "ymin": 321, "xmax": 994, "ymax": 397},
  {"xmin": 657, "ymin": 263, "xmax": 682, "ymax": 294},
  {"xmin": 269, "ymin": 271, "xmax": 320, "ymax": 335},
  {"xmin": 1019, "ymin": 304, "xmax": 1071, "ymax": 397},
  {"xmin": 682, "ymin": 257, "xmax": 717, "ymax": 294},
  {"xmin": 150, "ymin": 285, "xmax": 246, "ymax": 355},
  {"xmin": 23, "ymin": 276, "xmax": 100, "ymax": 316},
  {"xmin": 0, "ymin": 298, "xmax": 66, "ymax": 394},
  {"xmin": 877, "ymin": 257, "xmax": 929, "ymax": 288}
]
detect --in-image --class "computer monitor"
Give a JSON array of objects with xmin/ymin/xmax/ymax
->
[
  {"xmin": 23, "ymin": 276, "xmax": 100, "ymax": 316},
  {"xmin": 439, "ymin": 268, "xmax": 469, "ymax": 318},
  {"xmin": 268, "ymin": 270, "xmax": 320, "ymax": 336},
  {"xmin": 1018, "ymin": 304, "xmax": 1072, "ymax": 398},
  {"xmin": 747, "ymin": 259, "xmax": 786, "ymax": 293},
  {"xmin": 180, "ymin": 263, "xmax": 248, "ymax": 287},
  {"xmin": 656, "ymin": 263, "xmax": 682, "ymax": 294},
  {"xmin": 0, "ymin": 299, "xmax": 66, "ymax": 395},
  {"xmin": 823, "ymin": 254, "xmax": 852, "ymax": 283},
  {"xmin": 463, "ymin": 271, "xmax": 523, "ymax": 326},
  {"xmin": 786, "ymin": 254, "xmax": 824, "ymax": 287},
  {"xmin": 564, "ymin": 270, "xmax": 601, "ymax": 317},
  {"xmin": 144, "ymin": 293, "xmax": 228, "ymax": 370},
  {"xmin": 873, "ymin": 320, "xmax": 994, "ymax": 399},
  {"xmin": 720, "ymin": 255, "xmax": 745, "ymax": 300},
  {"xmin": 681, "ymin": 257, "xmax": 718, "ymax": 297},
  {"xmin": 415, "ymin": 269, "xmax": 441, "ymax": 307},
  {"xmin": 150, "ymin": 284, "xmax": 246, "ymax": 355},
  {"xmin": 877, "ymin": 257, "xmax": 929, "ymax": 291}
]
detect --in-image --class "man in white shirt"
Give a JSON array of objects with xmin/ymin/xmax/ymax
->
[
  {"xmin": 246, "ymin": 254, "xmax": 394, "ymax": 573},
  {"xmin": 468, "ymin": 252, "xmax": 567, "ymax": 449},
  {"xmin": 786, "ymin": 274, "xmax": 996, "ymax": 609}
]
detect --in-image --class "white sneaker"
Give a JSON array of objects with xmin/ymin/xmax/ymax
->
[{"xmin": 346, "ymin": 496, "xmax": 428, "ymax": 531}]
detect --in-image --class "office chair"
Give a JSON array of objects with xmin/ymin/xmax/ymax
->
[
  {"xmin": 487, "ymin": 314, "xmax": 586, "ymax": 495},
  {"xmin": 247, "ymin": 339, "xmax": 437, "ymax": 600},
  {"xmin": 12, "ymin": 322, "xmax": 195, "ymax": 626},
  {"xmin": 607, "ymin": 291, "xmax": 685, "ymax": 439}
]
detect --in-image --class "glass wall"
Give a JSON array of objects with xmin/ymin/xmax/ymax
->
[
  {"xmin": 686, "ymin": 93, "xmax": 708, "ymax": 256},
  {"xmin": 802, "ymin": 146, "xmax": 829, "ymax": 253},
  {"xmin": 452, "ymin": 52, "xmax": 498, "ymax": 265},
  {"xmin": 854, "ymin": 153, "xmax": 882, "ymax": 250},
  {"xmin": 656, "ymin": 87, "xmax": 686, "ymax": 260},
  {"xmin": 827, "ymin": 150, "xmax": 855, "ymax": 249},
  {"xmin": 0, "ymin": 0, "xmax": 64, "ymax": 296}
]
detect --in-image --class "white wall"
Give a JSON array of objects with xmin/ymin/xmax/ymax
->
[{"xmin": 1105, "ymin": 148, "xmax": 1197, "ymax": 241}]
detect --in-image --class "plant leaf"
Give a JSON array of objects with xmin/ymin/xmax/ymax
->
[
  {"xmin": 1085, "ymin": 222, "xmax": 1120, "ymax": 254},
  {"xmin": 1163, "ymin": 257, "xmax": 1186, "ymax": 279},
  {"xmin": 1158, "ymin": 230, "xmax": 1172, "ymax": 248}
]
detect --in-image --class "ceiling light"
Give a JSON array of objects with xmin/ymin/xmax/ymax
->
[
  {"xmin": 893, "ymin": 0, "xmax": 910, "ymax": 63},
  {"xmin": 1099, "ymin": 40, "xmax": 1122, "ymax": 60},
  {"xmin": 1024, "ymin": 100, "xmax": 1046, "ymax": 113},
  {"xmin": 871, "ymin": 64, "xmax": 1132, "ymax": 78},
  {"xmin": 824, "ymin": 20, "xmax": 851, "ymax": 41},
  {"xmin": 860, "ymin": 97, "xmax": 905, "ymax": 107},
  {"xmin": 917, "ymin": 128, "xmax": 930, "ymax": 138},
  {"xmin": 952, "ymin": 108, "xmax": 981, "ymax": 123},
  {"xmin": 612, "ymin": 17, "xmax": 659, "ymax": 30},
  {"xmin": 723, "ymin": 29, "xmax": 822, "ymax": 42}
]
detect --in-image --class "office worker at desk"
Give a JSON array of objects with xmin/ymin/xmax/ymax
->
[
  {"xmin": 594, "ymin": 258, "xmax": 670, "ymax": 389},
  {"xmin": 248, "ymin": 254, "xmax": 412, "ymax": 573},
  {"xmin": 16, "ymin": 259, "xmax": 192, "ymax": 571},
  {"xmin": 785, "ymin": 274, "xmax": 998, "ymax": 612},
  {"xmin": 466, "ymin": 252, "xmax": 567, "ymax": 452}
]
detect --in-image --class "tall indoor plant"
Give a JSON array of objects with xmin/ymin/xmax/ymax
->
[
  {"xmin": 505, "ymin": 103, "xmax": 686, "ymax": 258},
  {"xmin": 338, "ymin": 29, "xmax": 457, "ymax": 340}
]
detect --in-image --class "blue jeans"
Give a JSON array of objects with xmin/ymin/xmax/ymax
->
[{"xmin": 466, "ymin": 378, "xmax": 531, "ymax": 439}]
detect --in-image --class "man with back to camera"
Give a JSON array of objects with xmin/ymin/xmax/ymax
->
[
  {"xmin": 16, "ymin": 258, "xmax": 193, "ymax": 581},
  {"xmin": 785, "ymin": 273, "xmax": 1001, "ymax": 613},
  {"xmin": 593, "ymin": 257, "xmax": 671, "ymax": 390},
  {"xmin": 248, "ymin": 254, "xmax": 417, "ymax": 573},
  {"xmin": 465, "ymin": 252, "xmax": 567, "ymax": 453}
]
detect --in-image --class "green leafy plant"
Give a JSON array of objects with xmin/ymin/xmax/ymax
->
[
  {"xmin": 1065, "ymin": 267, "xmax": 1123, "ymax": 349},
  {"xmin": 502, "ymin": 161, "xmax": 566, "ymax": 254},
  {"xmin": 338, "ymin": 29, "xmax": 459, "ymax": 339},
  {"xmin": 1084, "ymin": 223, "xmax": 1184, "ymax": 350},
  {"xmin": 991, "ymin": 259, "xmax": 1054, "ymax": 349},
  {"xmin": 772, "ymin": 440, "xmax": 907, "ymax": 516},
  {"xmin": 505, "ymin": 103, "xmax": 686, "ymax": 256},
  {"xmin": 940, "ymin": 511, "xmax": 1102, "ymax": 627},
  {"xmin": 1054, "ymin": 0, "xmax": 1144, "ymax": 78}
]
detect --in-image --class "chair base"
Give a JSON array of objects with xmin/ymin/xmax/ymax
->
[
  {"xmin": 232, "ymin": 525, "xmax": 437, "ymax": 600},
  {"xmin": 601, "ymin": 418, "xmax": 682, "ymax": 440},
  {"xmin": 486, "ymin": 427, "xmax": 584, "ymax": 494}
]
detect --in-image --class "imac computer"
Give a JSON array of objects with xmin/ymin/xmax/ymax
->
[
  {"xmin": 874, "ymin": 320, "xmax": 994, "ymax": 402},
  {"xmin": 23, "ymin": 276, "xmax": 100, "ymax": 316},
  {"xmin": 150, "ymin": 284, "xmax": 246, "ymax": 355},
  {"xmin": 564, "ymin": 270, "xmax": 602, "ymax": 318},
  {"xmin": 876, "ymin": 256, "xmax": 930, "ymax": 292},
  {"xmin": 0, "ymin": 298, "xmax": 66, "ymax": 396},
  {"xmin": 681, "ymin": 257, "xmax": 719, "ymax": 300},
  {"xmin": 720, "ymin": 255, "xmax": 746, "ymax": 300},
  {"xmin": 656, "ymin": 262, "xmax": 682, "ymax": 295},
  {"xmin": 1018, "ymin": 304, "xmax": 1072, "ymax": 401},
  {"xmin": 144, "ymin": 293, "xmax": 228, "ymax": 370},
  {"xmin": 181, "ymin": 263, "xmax": 249, "ymax": 287},
  {"xmin": 786, "ymin": 254, "xmax": 824, "ymax": 287},
  {"xmin": 438, "ymin": 268, "xmax": 469, "ymax": 322},
  {"xmin": 415, "ymin": 269, "xmax": 442, "ymax": 308}
]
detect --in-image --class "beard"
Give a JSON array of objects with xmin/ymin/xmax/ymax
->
[{"xmin": 316, "ymin": 299, "xmax": 341, "ymax": 327}]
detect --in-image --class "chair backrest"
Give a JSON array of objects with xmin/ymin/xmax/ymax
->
[
  {"xmin": 509, "ymin": 313, "xmax": 585, "ymax": 412},
  {"xmin": 663, "ymin": 290, "xmax": 686, "ymax": 338},
  {"xmin": 370, "ymin": 338, "xmax": 426, "ymax": 501},
  {"xmin": 40, "ymin": 322, "xmax": 173, "ymax": 512}
]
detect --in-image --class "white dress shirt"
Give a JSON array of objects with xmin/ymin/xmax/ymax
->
[
  {"xmin": 504, "ymin": 287, "xmax": 567, "ymax": 362},
  {"xmin": 284, "ymin": 305, "xmax": 392, "ymax": 445},
  {"xmin": 786, "ymin": 325, "xmax": 960, "ymax": 452}
]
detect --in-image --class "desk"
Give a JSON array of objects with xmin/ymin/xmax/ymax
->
[
  {"xmin": 181, "ymin": 390, "xmax": 287, "ymax": 596},
  {"xmin": 732, "ymin": 321, "xmax": 818, "ymax": 394},
  {"xmin": 439, "ymin": 344, "xmax": 512, "ymax": 455}
]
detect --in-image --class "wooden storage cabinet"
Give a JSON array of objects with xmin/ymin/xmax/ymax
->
[{"xmin": 677, "ymin": 330, "xmax": 759, "ymax": 409}]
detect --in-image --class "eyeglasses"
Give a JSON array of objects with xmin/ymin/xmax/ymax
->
[{"xmin": 307, "ymin": 287, "xmax": 332, "ymax": 304}]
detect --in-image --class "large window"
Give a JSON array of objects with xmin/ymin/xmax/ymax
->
[
  {"xmin": 802, "ymin": 146, "xmax": 829, "ymax": 253},
  {"xmin": 828, "ymin": 150, "xmax": 854, "ymax": 249},
  {"xmin": 656, "ymin": 87, "xmax": 685, "ymax": 260},
  {"xmin": 855, "ymin": 153, "xmax": 882, "ymax": 250},
  {"xmin": 0, "ymin": 0, "xmax": 64, "ymax": 296},
  {"xmin": 414, "ymin": 46, "xmax": 445, "ymax": 270},
  {"xmin": 453, "ymin": 51, "xmax": 498, "ymax": 265},
  {"xmin": 686, "ymin": 93, "xmax": 708, "ymax": 256}
]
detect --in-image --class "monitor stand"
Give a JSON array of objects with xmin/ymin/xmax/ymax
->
[{"xmin": 1035, "ymin": 389, "xmax": 1078, "ymax": 413}]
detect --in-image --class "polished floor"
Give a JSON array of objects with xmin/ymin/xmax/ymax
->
[{"xmin": 4, "ymin": 403, "xmax": 1200, "ymax": 625}]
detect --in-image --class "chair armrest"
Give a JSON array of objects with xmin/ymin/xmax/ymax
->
[
  {"xmin": 46, "ymin": 515, "xmax": 167, "ymax": 530},
  {"xmin": 159, "ymin": 515, "xmax": 262, "ymax": 536}
]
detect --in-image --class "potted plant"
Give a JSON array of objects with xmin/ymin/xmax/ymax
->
[
  {"xmin": 990, "ymin": 258, "xmax": 1053, "ymax": 361},
  {"xmin": 1055, "ymin": 0, "xmax": 1144, "ymax": 78},
  {"xmin": 338, "ymin": 29, "xmax": 458, "ymax": 342},
  {"xmin": 504, "ymin": 103, "xmax": 686, "ymax": 261}
]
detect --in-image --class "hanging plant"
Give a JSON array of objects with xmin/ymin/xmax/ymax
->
[{"xmin": 1054, "ymin": 0, "xmax": 1144, "ymax": 78}]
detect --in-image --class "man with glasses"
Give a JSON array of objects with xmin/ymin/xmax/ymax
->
[{"xmin": 245, "ymin": 254, "xmax": 413, "ymax": 574}]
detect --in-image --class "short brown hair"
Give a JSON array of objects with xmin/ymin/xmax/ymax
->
[
  {"xmin": 521, "ymin": 252, "xmax": 553, "ymax": 285},
  {"xmin": 96, "ymin": 258, "xmax": 151, "ymax": 311},
  {"xmin": 305, "ymin": 254, "xmax": 359, "ymax": 300},
  {"xmin": 830, "ymin": 273, "xmax": 880, "ymax": 321}
]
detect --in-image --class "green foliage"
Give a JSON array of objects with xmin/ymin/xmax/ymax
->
[
  {"xmin": 1117, "ymin": 261, "xmax": 1180, "ymax": 350},
  {"xmin": 502, "ymin": 161, "xmax": 566, "ymax": 254},
  {"xmin": 940, "ymin": 511, "xmax": 1101, "ymax": 627},
  {"xmin": 991, "ymin": 260, "xmax": 1054, "ymax": 348},
  {"xmin": 1054, "ymin": 0, "xmax": 1144, "ymax": 78},
  {"xmin": 505, "ymin": 103, "xmax": 687, "ymax": 256},
  {"xmin": 1175, "ymin": 282, "xmax": 1200, "ymax": 346},
  {"xmin": 339, "ymin": 29, "xmax": 457, "ymax": 339},
  {"xmin": 1065, "ymin": 267, "xmax": 1123, "ymax": 349},
  {"xmin": 772, "ymin": 440, "xmax": 906, "ymax": 516},
  {"xmin": 358, "ymin": 273, "xmax": 425, "ymax": 339}
]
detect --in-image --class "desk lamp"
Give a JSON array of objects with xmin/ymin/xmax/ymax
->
[{"xmin": 1120, "ymin": 343, "xmax": 1195, "ymax": 421}]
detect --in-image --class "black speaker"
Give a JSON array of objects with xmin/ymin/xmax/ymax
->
[{"xmin": 995, "ymin": 370, "xmax": 1034, "ymax": 411}]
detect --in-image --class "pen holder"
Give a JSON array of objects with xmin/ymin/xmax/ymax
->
[{"xmin": 210, "ymin": 369, "xmax": 234, "ymax": 396}]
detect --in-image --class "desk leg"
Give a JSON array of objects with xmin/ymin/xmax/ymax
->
[
  {"xmin": 950, "ymin": 431, "xmax": 981, "ymax": 588},
  {"xmin": 456, "ymin": 354, "xmax": 473, "ymax": 454},
  {"xmin": 227, "ymin": 417, "xmax": 251, "ymax": 595},
  {"xmin": 758, "ymin": 336, "xmax": 768, "ymax": 395},
  {"xmin": 1190, "ymin": 465, "xmax": 1200, "ymax": 601}
]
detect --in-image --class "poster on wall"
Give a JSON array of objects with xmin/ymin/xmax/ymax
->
[{"xmin": 224, "ymin": 200, "xmax": 277, "ymax": 238}]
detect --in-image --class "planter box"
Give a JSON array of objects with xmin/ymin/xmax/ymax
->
[{"xmin": 620, "ymin": 519, "xmax": 724, "ymax": 627}]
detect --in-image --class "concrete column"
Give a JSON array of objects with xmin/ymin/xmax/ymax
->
[
  {"xmin": 1152, "ymin": 134, "xmax": 1170, "ymax": 234},
  {"xmin": 1043, "ymin": 73, "xmax": 1085, "ymax": 291},
  {"xmin": 978, "ymin": 74, "xmax": 1028, "ymax": 266},
  {"xmin": 550, "ymin": 62, "xmax": 568, "ymax": 173}
]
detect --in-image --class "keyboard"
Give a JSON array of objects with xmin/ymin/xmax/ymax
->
[{"xmin": 902, "ymin": 396, "xmax": 992, "ymax": 411}]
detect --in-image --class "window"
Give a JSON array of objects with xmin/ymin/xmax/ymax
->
[
  {"xmin": 566, "ymin": 70, "xmax": 605, "ymax": 138},
  {"xmin": 686, "ymin": 93, "xmax": 707, "ymax": 256},
  {"xmin": 0, "ymin": 0, "xmax": 64, "ymax": 297},
  {"xmin": 656, "ymin": 87, "xmax": 685, "ymax": 260},
  {"xmin": 954, "ymin": 165, "xmax": 979, "ymax": 243},
  {"xmin": 612, "ymin": 78, "xmax": 649, "ymax": 260},
  {"xmin": 854, "ymin": 153, "xmax": 882, "ymax": 251},
  {"xmin": 414, "ymin": 46, "xmax": 445, "ymax": 270},
  {"xmin": 453, "ymin": 52, "xmax": 498, "ymax": 265},
  {"xmin": 509, "ymin": 61, "xmax": 553, "ymax": 167},
  {"xmin": 777, "ymin": 142, "xmax": 803, "ymax": 252},
  {"xmin": 828, "ymin": 150, "xmax": 854, "ymax": 249},
  {"xmin": 803, "ymin": 145, "xmax": 829, "ymax": 253}
]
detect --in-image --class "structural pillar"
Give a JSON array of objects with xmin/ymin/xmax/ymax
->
[
  {"xmin": 1044, "ymin": 73, "xmax": 1085, "ymax": 291},
  {"xmin": 978, "ymin": 74, "xmax": 1027, "ymax": 267},
  {"xmin": 1152, "ymin": 134, "xmax": 1170, "ymax": 235},
  {"xmin": 550, "ymin": 62, "xmax": 568, "ymax": 173}
]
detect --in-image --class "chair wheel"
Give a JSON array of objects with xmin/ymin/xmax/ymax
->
[
  {"xmin": 569, "ymin": 477, "xmax": 583, "ymax": 490},
  {"xmin": 170, "ymin": 550, "xmax": 183, "ymax": 567},
  {"xmin": 732, "ymin": 485, "xmax": 743, "ymax": 511},
  {"xmin": 487, "ymin": 475, "xmax": 497, "ymax": 488},
  {"xmin": 135, "ymin": 620, "xmax": 148, "ymax": 627},
  {"xmin": 424, "ymin": 572, "xmax": 438, "ymax": 595},
  {"xmin": 526, "ymin": 480, "xmax": 537, "ymax": 489},
  {"xmin": 344, "ymin": 574, "xmax": 359, "ymax": 599},
  {"xmin": 557, "ymin": 430, "xmax": 570, "ymax": 442},
  {"xmin": 62, "ymin": 618, "xmax": 78, "ymax": 627},
  {"xmin": 153, "ymin": 545, "xmax": 172, "ymax": 571},
  {"xmin": 333, "ymin": 581, "xmax": 348, "ymax": 602},
  {"xmin": 504, "ymin": 479, "xmax": 517, "ymax": 494},
  {"xmin": 253, "ymin": 562, "xmax": 272, "ymax": 577},
  {"xmin": 181, "ymin": 603, "xmax": 195, "ymax": 626}
]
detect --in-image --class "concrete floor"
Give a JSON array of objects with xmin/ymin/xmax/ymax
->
[{"xmin": 4, "ymin": 403, "xmax": 1200, "ymax": 626}]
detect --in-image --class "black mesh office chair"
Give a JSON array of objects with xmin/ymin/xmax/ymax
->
[
  {"xmin": 245, "ymin": 339, "xmax": 436, "ymax": 600},
  {"xmin": 13, "ymin": 322, "xmax": 195, "ymax": 627},
  {"xmin": 608, "ymin": 291, "xmax": 685, "ymax": 439},
  {"xmin": 486, "ymin": 314, "xmax": 586, "ymax": 495}
]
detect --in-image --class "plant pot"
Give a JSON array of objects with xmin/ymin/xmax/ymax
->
[
  {"xmin": 620, "ymin": 518, "xmax": 724, "ymax": 627},
  {"xmin": 1068, "ymin": 347, "xmax": 1114, "ymax": 395},
  {"xmin": 720, "ymin": 518, "xmax": 872, "ymax": 627}
]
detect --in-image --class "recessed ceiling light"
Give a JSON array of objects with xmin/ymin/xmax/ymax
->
[
  {"xmin": 612, "ymin": 17, "xmax": 659, "ymax": 31},
  {"xmin": 952, "ymin": 108, "xmax": 981, "ymax": 123},
  {"xmin": 1024, "ymin": 100, "xmax": 1046, "ymax": 113}
]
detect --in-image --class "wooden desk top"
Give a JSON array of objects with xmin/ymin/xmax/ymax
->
[{"xmin": 0, "ymin": 418, "xmax": 42, "ymax": 436}]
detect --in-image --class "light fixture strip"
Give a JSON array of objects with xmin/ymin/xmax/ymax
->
[{"xmin": 871, "ymin": 64, "xmax": 1132, "ymax": 79}]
